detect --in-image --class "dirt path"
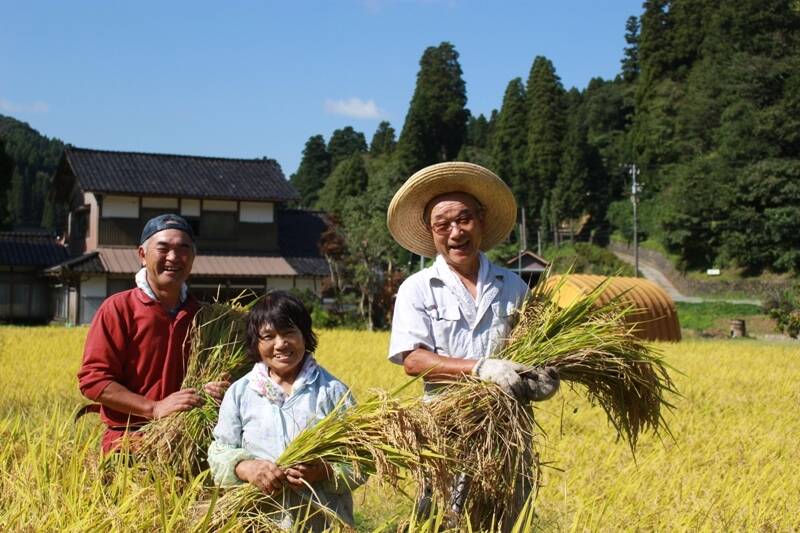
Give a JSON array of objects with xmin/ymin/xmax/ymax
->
[{"xmin": 612, "ymin": 251, "xmax": 761, "ymax": 305}]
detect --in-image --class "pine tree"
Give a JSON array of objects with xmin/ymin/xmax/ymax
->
[
  {"xmin": 289, "ymin": 135, "xmax": 331, "ymax": 209},
  {"xmin": 396, "ymin": 42, "xmax": 469, "ymax": 174},
  {"xmin": 369, "ymin": 121, "xmax": 396, "ymax": 156},
  {"xmin": 327, "ymin": 126, "xmax": 367, "ymax": 169},
  {"xmin": 490, "ymin": 78, "xmax": 528, "ymax": 202},
  {"xmin": 525, "ymin": 56, "xmax": 566, "ymax": 221}
]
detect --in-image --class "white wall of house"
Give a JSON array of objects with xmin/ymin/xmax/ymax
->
[
  {"xmin": 80, "ymin": 274, "xmax": 107, "ymax": 325},
  {"xmin": 294, "ymin": 277, "xmax": 318, "ymax": 294},
  {"xmin": 266, "ymin": 277, "xmax": 293, "ymax": 291},
  {"xmin": 181, "ymin": 198, "xmax": 201, "ymax": 217},
  {"xmin": 102, "ymin": 195, "xmax": 139, "ymax": 218},
  {"xmin": 239, "ymin": 202, "xmax": 274, "ymax": 223},
  {"xmin": 84, "ymin": 192, "xmax": 99, "ymax": 251}
]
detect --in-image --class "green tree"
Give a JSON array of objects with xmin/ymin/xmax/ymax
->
[
  {"xmin": 369, "ymin": 121, "xmax": 396, "ymax": 156},
  {"xmin": 327, "ymin": 126, "xmax": 367, "ymax": 169},
  {"xmin": 490, "ymin": 78, "xmax": 528, "ymax": 202},
  {"xmin": 396, "ymin": 42, "xmax": 469, "ymax": 174},
  {"xmin": 316, "ymin": 154, "xmax": 369, "ymax": 215},
  {"xmin": 290, "ymin": 135, "xmax": 331, "ymax": 208},
  {"xmin": 621, "ymin": 15, "xmax": 641, "ymax": 83},
  {"xmin": 525, "ymin": 56, "xmax": 565, "ymax": 222}
]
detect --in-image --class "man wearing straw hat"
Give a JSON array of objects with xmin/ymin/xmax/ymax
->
[
  {"xmin": 386, "ymin": 162, "xmax": 559, "ymax": 522},
  {"xmin": 77, "ymin": 214, "xmax": 228, "ymax": 453}
]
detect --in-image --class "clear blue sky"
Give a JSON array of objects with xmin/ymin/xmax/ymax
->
[{"xmin": 1, "ymin": 1, "xmax": 643, "ymax": 176}]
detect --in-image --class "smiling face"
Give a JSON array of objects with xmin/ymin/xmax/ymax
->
[
  {"xmin": 426, "ymin": 192, "xmax": 485, "ymax": 274},
  {"xmin": 256, "ymin": 323, "xmax": 307, "ymax": 380},
  {"xmin": 137, "ymin": 228, "xmax": 195, "ymax": 299}
]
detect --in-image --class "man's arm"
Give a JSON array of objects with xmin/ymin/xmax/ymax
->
[
  {"xmin": 96, "ymin": 381, "xmax": 204, "ymax": 420},
  {"xmin": 402, "ymin": 347, "xmax": 477, "ymax": 380}
]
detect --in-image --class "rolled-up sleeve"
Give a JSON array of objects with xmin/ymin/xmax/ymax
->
[
  {"xmin": 388, "ymin": 280, "xmax": 434, "ymax": 365},
  {"xmin": 208, "ymin": 383, "xmax": 254, "ymax": 486}
]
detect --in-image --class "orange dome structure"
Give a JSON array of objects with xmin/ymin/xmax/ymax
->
[{"xmin": 545, "ymin": 274, "xmax": 682, "ymax": 342}]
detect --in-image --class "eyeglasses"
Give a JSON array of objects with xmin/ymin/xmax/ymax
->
[{"xmin": 429, "ymin": 212, "xmax": 478, "ymax": 235}]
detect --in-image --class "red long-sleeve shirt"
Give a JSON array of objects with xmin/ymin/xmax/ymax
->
[{"xmin": 78, "ymin": 288, "xmax": 200, "ymax": 447}]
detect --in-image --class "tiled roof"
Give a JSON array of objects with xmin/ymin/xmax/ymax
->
[
  {"xmin": 285, "ymin": 256, "xmax": 330, "ymax": 276},
  {"xmin": 62, "ymin": 147, "xmax": 299, "ymax": 202},
  {"xmin": 93, "ymin": 248, "xmax": 297, "ymax": 277},
  {"xmin": 0, "ymin": 232, "xmax": 69, "ymax": 268}
]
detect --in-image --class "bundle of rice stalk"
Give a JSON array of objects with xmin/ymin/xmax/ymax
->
[
  {"xmin": 424, "ymin": 379, "xmax": 539, "ymax": 528},
  {"xmin": 497, "ymin": 274, "xmax": 678, "ymax": 448},
  {"xmin": 207, "ymin": 382, "xmax": 452, "ymax": 531},
  {"xmin": 417, "ymin": 272, "xmax": 676, "ymax": 526},
  {"xmin": 135, "ymin": 296, "xmax": 254, "ymax": 478}
]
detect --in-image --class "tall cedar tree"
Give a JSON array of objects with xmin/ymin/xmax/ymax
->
[
  {"xmin": 369, "ymin": 121, "xmax": 397, "ymax": 156},
  {"xmin": 396, "ymin": 42, "xmax": 469, "ymax": 174},
  {"xmin": 525, "ymin": 56, "xmax": 566, "ymax": 225},
  {"xmin": 490, "ymin": 78, "xmax": 528, "ymax": 202},
  {"xmin": 316, "ymin": 154, "xmax": 369, "ymax": 215},
  {"xmin": 621, "ymin": 16, "xmax": 640, "ymax": 83},
  {"xmin": 553, "ymin": 93, "xmax": 593, "ymax": 231},
  {"xmin": 290, "ymin": 135, "xmax": 331, "ymax": 209},
  {"xmin": 327, "ymin": 126, "xmax": 367, "ymax": 169}
]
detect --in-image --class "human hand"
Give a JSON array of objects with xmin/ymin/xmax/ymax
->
[
  {"xmin": 518, "ymin": 366, "xmax": 560, "ymax": 402},
  {"xmin": 203, "ymin": 375, "xmax": 231, "ymax": 403},
  {"xmin": 285, "ymin": 460, "xmax": 333, "ymax": 488},
  {"xmin": 150, "ymin": 388, "xmax": 204, "ymax": 419},
  {"xmin": 236, "ymin": 459, "xmax": 287, "ymax": 494},
  {"xmin": 472, "ymin": 359, "xmax": 528, "ymax": 397}
]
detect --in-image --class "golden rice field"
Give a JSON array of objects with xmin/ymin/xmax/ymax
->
[{"xmin": 1, "ymin": 325, "xmax": 799, "ymax": 531}]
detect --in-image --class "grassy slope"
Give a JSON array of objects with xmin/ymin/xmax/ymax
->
[{"xmin": 1, "ymin": 327, "xmax": 799, "ymax": 531}]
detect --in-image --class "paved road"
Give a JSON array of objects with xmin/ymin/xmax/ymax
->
[{"xmin": 612, "ymin": 251, "xmax": 762, "ymax": 305}]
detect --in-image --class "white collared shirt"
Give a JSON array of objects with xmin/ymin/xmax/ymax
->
[{"xmin": 388, "ymin": 253, "xmax": 529, "ymax": 392}]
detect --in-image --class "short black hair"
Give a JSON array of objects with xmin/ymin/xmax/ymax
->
[{"xmin": 246, "ymin": 290, "xmax": 318, "ymax": 361}]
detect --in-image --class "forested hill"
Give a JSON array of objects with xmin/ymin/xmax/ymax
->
[{"xmin": 0, "ymin": 114, "xmax": 64, "ymax": 230}]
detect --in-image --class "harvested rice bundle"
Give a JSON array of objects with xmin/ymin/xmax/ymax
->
[
  {"xmin": 135, "ymin": 298, "xmax": 253, "ymax": 478},
  {"xmin": 207, "ymin": 385, "xmax": 451, "ymax": 531},
  {"xmin": 425, "ymin": 379, "xmax": 539, "ymax": 528},
  {"xmin": 498, "ymin": 275, "xmax": 677, "ymax": 448}
]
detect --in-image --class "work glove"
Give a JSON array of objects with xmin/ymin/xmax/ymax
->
[
  {"xmin": 518, "ymin": 366, "xmax": 560, "ymax": 402},
  {"xmin": 472, "ymin": 359, "xmax": 528, "ymax": 398}
]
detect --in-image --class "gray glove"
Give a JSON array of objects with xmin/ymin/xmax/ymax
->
[
  {"xmin": 472, "ymin": 359, "xmax": 528, "ymax": 397},
  {"xmin": 518, "ymin": 366, "xmax": 560, "ymax": 402}
]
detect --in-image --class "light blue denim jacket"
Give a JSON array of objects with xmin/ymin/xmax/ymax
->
[{"xmin": 208, "ymin": 355, "xmax": 359, "ymax": 528}]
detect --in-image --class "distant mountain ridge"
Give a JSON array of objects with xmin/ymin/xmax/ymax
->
[{"xmin": 0, "ymin": 114, "xmax": 65, "ymax": 230}]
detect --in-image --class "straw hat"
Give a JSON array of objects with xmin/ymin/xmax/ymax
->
[{"xmin": 387, "ymin": 162, "xmax": 517, "ymax": 258}]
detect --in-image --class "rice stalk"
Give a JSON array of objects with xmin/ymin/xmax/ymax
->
[{"xmin": 498, "ymin": 274, "xmax": 678, "ymax": 448}]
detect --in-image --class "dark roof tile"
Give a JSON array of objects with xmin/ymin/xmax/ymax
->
[
  {"xmin": 62, "ymin": 147, "xmax": 299, "ymax": 202},
  {"xmin": 0, "ymin": 232, "xmax": 70, "ymax": 268}
]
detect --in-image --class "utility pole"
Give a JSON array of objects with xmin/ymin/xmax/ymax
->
[
  {"xmin": 629, "ymin": 164, "xmax": 642, "ymax": 277},
  {"xmin": 517, "ymin": 207, "xmax": 527, "ymax": 276}
]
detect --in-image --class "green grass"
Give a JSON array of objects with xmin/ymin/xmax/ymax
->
[{"xmin": 676, "ymin": 301, "xmax": 763, "ymax": 332}]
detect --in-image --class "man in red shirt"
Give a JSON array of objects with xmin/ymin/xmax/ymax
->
[{"xmin": 78, "ymin": 214, "xmax": 228, "ymax": 453}]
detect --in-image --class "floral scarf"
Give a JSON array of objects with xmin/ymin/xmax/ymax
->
[{"xmin": 248, "ymin": 354, "xmax": 319, "ymax": 407}]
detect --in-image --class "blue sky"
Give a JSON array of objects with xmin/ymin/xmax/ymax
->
[{"xmin": 1, "ymin": 1, "xmax": 643, "ymax": 175}]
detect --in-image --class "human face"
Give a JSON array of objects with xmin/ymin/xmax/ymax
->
[
  {"xmin": 427, "ymin": 193, "xmax": 485, "ymax": 273},
  {"xmin": 256, "ymin": 323, "xmax": 306, "ymax": 379},
  {"xmin": 137, "ymin": 229, "xmax": 195, "ymax": 297}
]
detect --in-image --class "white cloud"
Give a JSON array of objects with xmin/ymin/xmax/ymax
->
[
  {"xmin": 0, "ymin": 98, "xmax": 49, "ymax": 114},
  {"xmin": 324, "ymin": 97, "xmax": 385, "ymax": 119}
]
